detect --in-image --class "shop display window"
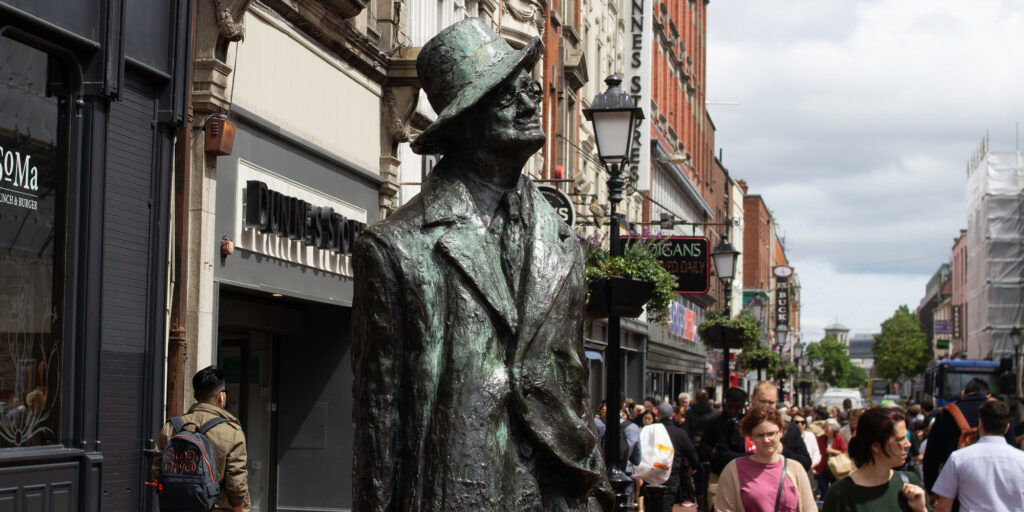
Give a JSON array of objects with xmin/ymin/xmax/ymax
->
[{"xmin": 0, "ymin": 35, "xmax": 68, "ymax": 448}]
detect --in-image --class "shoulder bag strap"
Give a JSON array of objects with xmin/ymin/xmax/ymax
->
[
  {"xmin": 198, "ymin": 417, "xmax": 227, "ymax": 434},
  {"xmin": 774, "ymin": 458, "xmax": 788, "ymax": 512},
  {"xmin": 171, "ymin": 416, "xmax": 185, "ymax": 433},
  {"xmin": 944, "ymin": 403, "xmax": 970, "ymax": 433}
]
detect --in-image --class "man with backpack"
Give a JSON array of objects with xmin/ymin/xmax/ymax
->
[
  {"xmin": 922, "ymin": 378, "xmax": 1016, "ymax": 494},
  {"xmin": 932, "ymin": 400, "xmax": 1024, "ymax": 512},
  {"xmin": 151, "ymin": 366, "xmax": 250, "ymax": 511}
]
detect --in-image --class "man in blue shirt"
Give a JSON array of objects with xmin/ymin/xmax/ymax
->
[{"xmin": 932, "ymin": 400, "xmax": 1024, "ymax": 512}]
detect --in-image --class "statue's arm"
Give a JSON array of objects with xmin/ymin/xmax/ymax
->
[{"xmin": 352, "ymin": 233, "xmax": 404, "ymax": 512}]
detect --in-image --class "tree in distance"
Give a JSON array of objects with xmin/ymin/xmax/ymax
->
[
  {"xmin": 844, "ymin": 365, "xmax": 868, "ymax": 388},
  {"xmin": 873, "ymin": 305, "xmax": 931, "ymax": 381},
  {"xmin": 805, "ymin": 334, "xmax": 855, "ymax": 388}
]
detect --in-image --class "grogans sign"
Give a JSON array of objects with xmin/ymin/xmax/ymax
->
[
  {"xmin": 620, "ymin": 236, "xmax": 709, "ymax": 293},
  {"xmin": 235, "ymin": 159, "xmax": 367, "ymax": 277}
]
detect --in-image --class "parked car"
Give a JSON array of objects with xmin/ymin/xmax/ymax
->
[{"xmin": 814, "ymin": 388, "xmax": 864, "ymax": 409}]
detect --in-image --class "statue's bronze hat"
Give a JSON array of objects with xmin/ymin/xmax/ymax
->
[{"xmin": 411, "ymin": 18, "xmax": 542, "ymax": 155}]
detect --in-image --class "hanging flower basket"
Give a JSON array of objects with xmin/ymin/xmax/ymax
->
[
  {"xmin": 579, "ymin": 230, "xmax": 677, "ymax": 323},
  {"xmin": 697, "ymin": 309, "xmax": 760, "ymax": 350},
  {"xmin": 701, "ymin": 325, "xmax": 747, "ymax": 350},
  {"xmin": 585, "ymin": 276, "xmax": 655, "ymax": 319}
]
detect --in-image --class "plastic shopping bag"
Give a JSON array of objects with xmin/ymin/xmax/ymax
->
[{"xmin": 632, "ymin": 423, "xmax": 674, "ymax": 485}]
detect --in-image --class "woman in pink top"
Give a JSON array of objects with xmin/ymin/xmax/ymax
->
[{"xmin": 714, "ymin": 407, "xmax": 817, "ymax": 512}]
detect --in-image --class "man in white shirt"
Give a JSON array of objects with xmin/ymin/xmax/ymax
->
[{"xmin": 932, "ymin": 400, "xmax": 1024, "ymax": 512}]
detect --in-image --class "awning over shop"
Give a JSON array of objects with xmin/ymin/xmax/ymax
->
[{"xmin": 585, "ymin": 349, "xmax": 604, "ymax": 362}]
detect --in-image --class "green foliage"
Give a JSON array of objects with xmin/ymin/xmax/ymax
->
[
  {"xmin": 777, "ymin": 361, "xmax": 798, "ymax": 380},
  {"xmin": 805, "ymin": 335, "xmax": 855, "ymax": 387},
  {"xmin": 738, "ymin": 345, "xmax": 780, "ymax": 374},
  {"xmin": 873, "ymin": 305, "xmax": 931, "ymax": 380},
  {"xmin": 842, "ymin": 365, "xmax": 868, "ymax": 388},
  {"xmin": 579, "ymin": 232, "xmax": 678, "ymax": 323},
  {"xmin": 697, "ymin": 308, "xmax": 761, "ymax": 347}
]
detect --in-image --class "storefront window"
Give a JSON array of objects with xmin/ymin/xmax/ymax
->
[{"xmin": 0, "ymin": 36, "xmax": 67, "ymax": 448}]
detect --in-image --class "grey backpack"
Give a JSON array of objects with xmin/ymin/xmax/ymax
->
[{"xmin": 153, "ymin": 416, "xmax": 226, "ymax": 511}]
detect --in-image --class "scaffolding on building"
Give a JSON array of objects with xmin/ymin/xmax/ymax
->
[{"xmin": 964, "ymin": 139, "xmax": 1024, "ymax": 359}]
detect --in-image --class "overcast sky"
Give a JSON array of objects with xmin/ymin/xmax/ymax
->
[{"xmin": 706, "ymin": 0, "xmax": 1024, "ymax": 343}]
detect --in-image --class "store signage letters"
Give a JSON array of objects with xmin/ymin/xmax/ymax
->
[
  {"xmin": 537, "ymin": 185, "xmax": 575, "ymax": 227},
  {"xmin": 776, "ymin": 280, "xmax": 790, "ymax": 326},
  {"xmin": 0, "ymin": 146, "xmax": 39, "ymax": 194},
  {"xmin": 0, "ymin": 146, "xmax": 41, "ymax": 211},
  {"xmin": 244, "ymin": 180, "xmax": 365, "ymax": 254},
  {"xmin": 951, "ymin": 305, "xmax": 962, "ymax": 340},
  {"xmin": 620, "ymin": 236, "xmax": 709, "ymax": 293},
  {"xmin": 625, "ymin": 0, "xmax": 651, "ymax": 187}
]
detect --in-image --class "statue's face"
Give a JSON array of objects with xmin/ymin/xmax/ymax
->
[{"xmin": 475, "ymin": 69, "xmax": 545, "ymax": 157}]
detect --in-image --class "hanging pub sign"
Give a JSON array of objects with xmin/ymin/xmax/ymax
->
[
  {"xmin": 775, "ymin": 280, "xmax": 790, "ymax": 327},
  {"xmin": 536, "ymin": 185, "xmax": 574, "ymax": 227},
  {"xmin": 619, "ymin": 236, "xmax": 709, "ymax": 293},
  {"xmin": 952, "ymin": 305, "xmax": 962, "ymax": 340},
  {"xmin": 773, "ymin": 266, "xmax": 793, "ymax": 327}
]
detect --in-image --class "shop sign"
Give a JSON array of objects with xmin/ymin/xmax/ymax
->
[
  {"xmin": 625, "ymin": 0, "xmax": 652, "ymax": 187},
  {"xmin": 0, "ymin": 147, "xmax": 40, "ymax": 210},
  {"xmin": 775, "ymin": 280, "xmax": 790, "ymax": 327},
  {"xmin": 669, "ymin": 302, "xmax": 697, "ymax": 342},
  {"xmin": 952, "ymin": 305, "xmax": 962, "ymax": 340},
  {"xmin": 620, "ymin": 236, "xmax": 709, "ymax": 293},
  {"xmin": 421, "ymin": 154, "xmax": 439, "ymax": 180},
  {"xmin": 536, "ymin": 185, "xmax": 574, "ymax": 227},
  {"xmin": 934, "ymin": 319, "xmax": 951, "ymax": 335},
  {"xmin": 235, "ymin": 159, "xmax": 367, "ymax": 277}
]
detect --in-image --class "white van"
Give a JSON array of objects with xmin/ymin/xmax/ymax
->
[{"xmin": 814, "ymin": 388, "xmax": 864, "ymax": 409}]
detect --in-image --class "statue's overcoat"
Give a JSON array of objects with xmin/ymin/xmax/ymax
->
[{"xmin": 352, "ymin": 163, "xmax": 608, "ymax": 511}]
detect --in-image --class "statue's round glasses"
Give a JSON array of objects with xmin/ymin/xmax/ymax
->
[{"xmin": 495, "ymin": 75, "xmax": 542, "ymax": 109}]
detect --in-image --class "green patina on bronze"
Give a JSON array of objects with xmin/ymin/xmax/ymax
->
[{"xmin": 352, "ymin": 18, "xmax": 612, "ymax": 511}]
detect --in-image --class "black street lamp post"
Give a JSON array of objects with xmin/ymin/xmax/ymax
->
[
  {"xmin": 584, "ymin": 75, "xmax": 645, "ymax": 508},
  {"xmin": 775, "ymin": 323, "xmax": 789, "ymax": 392},
  {"xmin": 711, "ymin": 234, "xmax": 740, "ymax": 401}
]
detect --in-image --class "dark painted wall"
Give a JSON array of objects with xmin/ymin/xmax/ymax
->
[{"xmin": 0, "ymin": 1, "xmax": 189, "ymax": 511}]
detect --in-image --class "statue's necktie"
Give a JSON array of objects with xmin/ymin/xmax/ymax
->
[{"xmin": 500, "ymin": 191, "xmax": 524, "ymax": 296}]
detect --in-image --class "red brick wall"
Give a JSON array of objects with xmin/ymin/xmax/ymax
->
[{"xmin": 743, "ymin": 193, "xmax": 771, "ymax": 291}]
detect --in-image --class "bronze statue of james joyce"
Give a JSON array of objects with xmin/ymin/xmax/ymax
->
[{"xmin": 352, "ymin": 17, "xmax": 611, "ymax": 512}]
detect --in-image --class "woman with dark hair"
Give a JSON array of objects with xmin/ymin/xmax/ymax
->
[
  {"xmin": 640, "ymin": 410, "xmax": 656, "ymax": 427},
  {"xmin": 714, "ymin": 407, "xmax": 817, "ymax": 511},
  {"xmin": 821, "ymin": 408, "xmax": 929, "ymax": 512}
]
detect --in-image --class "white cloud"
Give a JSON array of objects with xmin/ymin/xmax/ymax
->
[{"xmin": 708, "ymin": 0, "xmax": 1024, "ymax": 333}]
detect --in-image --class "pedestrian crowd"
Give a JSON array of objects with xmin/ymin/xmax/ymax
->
[{"xmin": 597, "ymin": 378, "xmax": 1024, "ymax": 512}]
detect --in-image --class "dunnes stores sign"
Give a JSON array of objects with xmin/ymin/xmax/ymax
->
[
  {"xmin": 234, "ymin": 159, "xmax": 368, "ymax": 278},
  {"xmin": 244, "ymin": 180, "xmax": 366, "ymax": 254},
  {"xmin": 620, "ymin": 236, "xmax": 709, "ymax": 293}
]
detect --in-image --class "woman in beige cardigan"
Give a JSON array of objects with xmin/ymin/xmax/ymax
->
[{"xmin": 714, "ymin": 407, "xmax": 817, "ymax": 512}]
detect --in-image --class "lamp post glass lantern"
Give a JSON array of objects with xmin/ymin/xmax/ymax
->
[
  {"xmin": 584, "ymin": 75, "xmax": 645, "ymax": 165},
  {"xmin": 584, "ymin": 74, "xmax": 644, "ymax": 506},
  {"xmin": 710, "ymin": 234, "xmax": 740, "ymax": 403}
]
